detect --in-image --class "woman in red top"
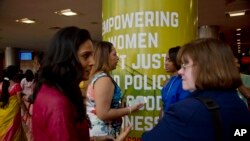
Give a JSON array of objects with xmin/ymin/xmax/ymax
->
[
  {"xmin": 32, "ymin": 26, "xmax": 130, "ymax": 141},
  {"xmin": 32, "ymin": 26, "xmax": 94, "ymax": 141}
]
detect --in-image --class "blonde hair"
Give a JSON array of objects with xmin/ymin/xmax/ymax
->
[{"xmin": 91, "ymin": 41, "xmax": 113, "ymax": 76}]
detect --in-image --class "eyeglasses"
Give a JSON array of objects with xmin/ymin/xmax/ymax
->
[{"xmin": 181, "ymin": 63, "xmax": 194, "ymax": 71}]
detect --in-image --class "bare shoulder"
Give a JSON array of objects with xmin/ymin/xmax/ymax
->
[
  {"xmin": 94, "ymin": 76, "xmax": 113, "ymax": 87},
  {"xmin": 93, "ymin": 76, "xmax": 115, "ymax": 96}
]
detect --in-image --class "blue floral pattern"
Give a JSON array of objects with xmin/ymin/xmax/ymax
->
[{"xmin": 86, "ymin": 72, "xmax": 123, "ymax": 138}]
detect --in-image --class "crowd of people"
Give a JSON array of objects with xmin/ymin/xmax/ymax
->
[
  {"xmin": 0, "ymin": 26, "xmax": 250, "ymax": 141},
  {"xmin": 0, "ymin": 65, "xmax": 24, "ymax": 140}
]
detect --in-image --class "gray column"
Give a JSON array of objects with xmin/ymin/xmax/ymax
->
[
  {"xmin": 198, "ymin": 25, "xmax": 220, "ymax": 39},
  {"xmin": 4, "ymin": 47, "xmax": 17, "ymax": 67}
]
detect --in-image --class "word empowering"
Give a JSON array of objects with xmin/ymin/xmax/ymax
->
[{"xmin": 103, "ymin": 11, "xmax": 179, "ymax": 35}]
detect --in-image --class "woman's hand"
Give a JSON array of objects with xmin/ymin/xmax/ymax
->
[
  {"xmin": 91, "ymin": 135, "xmax": 114, "ymax": 141},
  {"xmin": 238, "ymin": 85, "xmax": 250, "ymax": 99},
  {"xmin": 115, "ymin": 125, "xmax": 132, "ymax": 141},
  {"xmin": 130, "ymin": 102, "xmax": 145, "ymax": 113},
  {"xmin": 91, "ymin": 125, "xmax": 132, "ymax": 141},
  {"xmin": 22, "ymin": 94, "xmax": 30, "ymax": 102}
]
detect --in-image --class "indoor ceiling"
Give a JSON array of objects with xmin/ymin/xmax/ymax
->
[{"xmin": 0, "ymin": 0, "xmax": 249, "ymax": 53}]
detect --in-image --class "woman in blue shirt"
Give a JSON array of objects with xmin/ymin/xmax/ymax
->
[{"xmin": 160, "ymin": 46, "xmax": 189, "ymax": 118}]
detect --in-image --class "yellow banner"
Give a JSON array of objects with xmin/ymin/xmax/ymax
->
[{"xmin": 102, "ymin": 0, "xmax": 197, "ymax": 139}]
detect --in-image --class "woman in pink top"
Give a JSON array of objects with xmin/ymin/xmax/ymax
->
[
  {"xmin": 32, "ymin": 26, "xmax": 130, "ymax": 141},
  {"xmin": 32, "ymin": 26, "xmax": 94, "ymax": 141}
]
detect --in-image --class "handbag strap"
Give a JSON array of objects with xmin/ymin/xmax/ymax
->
[{"xmin": 195, "ymin": 96, "xmax": 224, "ymax": 141}]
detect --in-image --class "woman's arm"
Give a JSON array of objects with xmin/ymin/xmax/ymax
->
[
  {"xmin": 94, "ymin": 77, "xmax": 143, "ymax": 121},
  {"xmin": 238, "ymin": 85, "xmax": 250, "ymax": 99},
  {"xmin": 158, "ymin": 105, "xmax": 164, "ymax": 120}
]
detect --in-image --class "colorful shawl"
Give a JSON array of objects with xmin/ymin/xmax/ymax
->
[{"xmin": 0, "ymin": 83, "xmax": 24, "ymax": 141}]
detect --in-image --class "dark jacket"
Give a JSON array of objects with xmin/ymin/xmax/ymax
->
[{"xmin": 142, "ymin": 89, "xmax": 250, "ymax": 141}]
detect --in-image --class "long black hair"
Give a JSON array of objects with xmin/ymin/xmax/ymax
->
[
  {"xmin": 33, "ymin": 26, "xmax": 92, "ymax": 121},
  {"xmin": 0, "ymin": 65, "xmax": 20, "ymax": 108}
]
